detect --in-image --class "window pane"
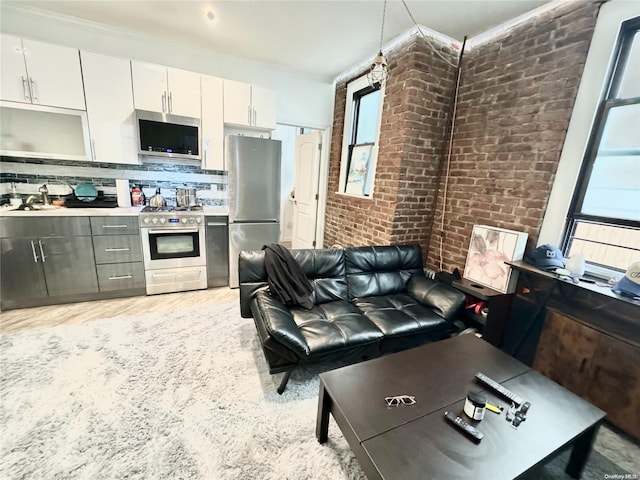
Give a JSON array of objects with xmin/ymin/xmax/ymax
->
[
  {"xmin": 581, "ymin": 154, "xmax": 640, "ymax": 220},
  {"xmin": 616, "ymin": 31, "xmax": 640, "ymax": 99},
  {"xmin": 567, "ymin": 221, "xmax": 640, "ymax": 271},
  {"xmin": 355, "ymin": 89, "xmax": 381, "ymax": 144},
  {"xmin": 599, "ymin": 103, "xmax": 640, "ymax": 152}
]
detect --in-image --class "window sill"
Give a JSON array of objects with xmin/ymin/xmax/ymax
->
[{"xmin": 334, "ymin": 192, "xmax": 373, "ymax": 201}]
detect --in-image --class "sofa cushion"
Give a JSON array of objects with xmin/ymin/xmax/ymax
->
[
  {"xmin": 345, "ymin": 245, "xmax": 424, "ymax": 300},
  {"xmin": 293, "ymin": 249, "xmax": 348, "ymax": 305},
  {"xmin": 289, "ymin": 299, "xmax": 384, "ymax": 357},
  {"xmin": 352, "ymin": 293, "xmax": 448, "ymax": 338}
]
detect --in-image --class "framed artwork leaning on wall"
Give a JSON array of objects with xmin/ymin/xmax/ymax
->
[{"xmin": 463, "ymin": 225, "xmax": 529, "ymax": 293}]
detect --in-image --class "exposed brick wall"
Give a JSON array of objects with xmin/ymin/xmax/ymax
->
[
  {"xmin": 324, "ymin": 34, "xmax": 459, "ymax": 263},
  {"xmin": 426, "ymin": 1, "xmax": 600, "ymax": 272}
]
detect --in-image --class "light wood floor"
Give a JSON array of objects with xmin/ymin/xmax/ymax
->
[{"xmin": 0, "ymin": 287, "xmax": 239, "ymax": 335}]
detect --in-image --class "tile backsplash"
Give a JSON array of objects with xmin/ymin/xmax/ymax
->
[{"xmin": 0, "ymin": 156, "xmax": 227, "ymax": 206}]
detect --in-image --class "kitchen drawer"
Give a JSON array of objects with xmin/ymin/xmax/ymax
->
[
  {"xmin": 1, "ymin": 216, "xmax": 91, "ymax": 238},
  {"xmin": 96, "ymin": 262, "xmax": 145, "ymax": 292},
  {"xmin": 90, "ymin": 216, "xmax": 139, "ymax": 235},
  {"xmin": 93, "ymin": 235, "xmax": 142, "ymax": 264}
]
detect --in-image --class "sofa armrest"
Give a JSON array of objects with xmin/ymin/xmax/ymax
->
[
  {"xmin": 253, "ymin": 291, "xmax": 310, "ymax": 358},
  {"xmin": 407, "ymin": 275, "xmax": 465, "ymax": 321}
]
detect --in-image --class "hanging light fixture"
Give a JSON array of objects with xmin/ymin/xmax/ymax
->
[{"xmin": 367, "ymin": 0, "xmax": 389, "ymax": 88}]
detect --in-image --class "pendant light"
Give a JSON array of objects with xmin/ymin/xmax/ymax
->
[{"xmin": 367, "ymin": 0, "xmax": 389, "ymax": 88}]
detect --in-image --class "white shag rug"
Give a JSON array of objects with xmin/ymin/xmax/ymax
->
[
  {"xmin": 0, "ymin": 303, "xmax": 364, "ymax": 480},
  {"xmin": 1, "ymin": 302, "xmax": 637, "ymax": 480}
]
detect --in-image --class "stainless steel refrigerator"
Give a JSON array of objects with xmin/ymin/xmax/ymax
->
[{"xmin": 226, "ymin": 135, "xmax": 282, "ymax": 288}]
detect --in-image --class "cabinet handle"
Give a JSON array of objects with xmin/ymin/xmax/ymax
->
[
  {"xmin": 38, "ymin": 240, "xmax": 46, "ymax": 262},
  {"xmin": 162, "ymin": 91, "xmax": 167, "ymax": 113},
  {"xmin": 108, "ymin": 274, "xmax": 133, "ymax": 280},
  {"xmin": 30, "ymin": 240, "xmax": 40, "ymax": 263},
  {"xmin": 21, "ymin": 76, "xmax": 31, "ymax": 101},
  {"xmin": 29, "ymin": 78, "xmax": 38, "ymax": 102},
  {"xmin": 253, "ymin": 108, "xmax": 257, "ymax": 126},
  {"xmin": 248, "ymin": 105, "xmax": 252, "ymax": 125},
  {"xmin": 207, "ymin": 222, "xmax": 227, "ymax": 226},
  {"xmin": 105, "ymin": 247, "xmax": 131, "ymax": 252},
  {"xmin": 204, "ymin": 149, "xmax": 207, "ymax": 162},
  {"xmin": 579, "ymin": 358, "xmax": 587, "ymax": 373},
  {"xmin": 92, "ymin": 139, "xmax": 97, "ymax": 160},
  {"xmin": 102, "ymin": 224, "xmax": 129, "ymax": 229},
  {"xmin": 152, "ymin": 270, "xmax": 201, "ymax": 278},
  {"xmin": 168, "ymin": 92, "xmax": 173, "ymax": 113}
]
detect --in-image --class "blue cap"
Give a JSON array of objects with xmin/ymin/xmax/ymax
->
[
  {"xmin": 525, "ymin": 244, "xmax": 565, "ymax": 271},
  {"xmin": 613, "ymin": 262, "xmax": 640, "ymax": 298}
]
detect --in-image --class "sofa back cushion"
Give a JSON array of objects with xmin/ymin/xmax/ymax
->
[
  {"xmin": 239, "ymin": 248, "xmax": 347, "ymax": 317},
  {"xmin": 345, "ymin": 245, "xmax": 423, "ymax": 300}
]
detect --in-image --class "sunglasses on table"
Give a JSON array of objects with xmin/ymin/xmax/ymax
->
[{"xmin": 385, "ymin": 395, "xmax": 416, "ymax": 407}]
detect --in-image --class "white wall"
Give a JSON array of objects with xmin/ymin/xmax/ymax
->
[
  {"xmin": 0, "ymin": 4, "xmax": 334, "ymax": 130},
  {"xmin": 538, "ymin": 0, "xmax": 640, "ymax": 246},
  {"xmin": 272, "ymin": 124, "xmax": 297, "ymax": 243}
]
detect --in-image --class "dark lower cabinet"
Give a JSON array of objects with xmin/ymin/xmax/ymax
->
[
  {"xmin": 0, "ymin": 234, "xmax": 99, "ymax": 310},
  {"xmin": 533, "ymin": 308, "xmax": 640, "ymax": 439}
]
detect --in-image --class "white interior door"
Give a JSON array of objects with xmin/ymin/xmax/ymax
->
[{"xmin": 292, "ymin": 131, "xmax": 321, "ymax": 249}]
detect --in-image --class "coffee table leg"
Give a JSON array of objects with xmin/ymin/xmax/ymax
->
[
  {"xmin": 316, "ymin": 381, "xmax": 332, "ymax": 443},
  {"xmin": 565, "ymin": 424, "xmax": 600, "ymax": 479}
]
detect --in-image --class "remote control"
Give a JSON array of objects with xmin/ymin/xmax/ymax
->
[
  {"xmin": 475, "ymin": 372, "xmax": 523, "ymax": 406},
  {"xmin": 444, "ymin": 411, "xmax": 484, "ymax": 441}
]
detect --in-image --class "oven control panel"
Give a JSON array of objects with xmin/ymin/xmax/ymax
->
[{"xmin": 140, "ymin": 214, "xmax": 204, "ymax": 227}]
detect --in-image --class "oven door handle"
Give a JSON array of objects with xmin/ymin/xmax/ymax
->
[{"xmin": 147, "ymin": 228, "xmax": 200, "ymax": 234}]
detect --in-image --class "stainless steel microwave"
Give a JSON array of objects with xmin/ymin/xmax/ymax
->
[{"xmin": 136, "ymin": 109, "xmax": 201, "ymax": 160}]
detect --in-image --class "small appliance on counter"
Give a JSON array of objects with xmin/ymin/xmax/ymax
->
[{"xmin": 63, "ymin": 191, "xmax": 118, "ymax": 208}]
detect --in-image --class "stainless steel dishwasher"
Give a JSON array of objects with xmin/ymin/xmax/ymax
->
[{"xmin": 206, "ymin": 216, "xmax": 229, "ymax": 287}]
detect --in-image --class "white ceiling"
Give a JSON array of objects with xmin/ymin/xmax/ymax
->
[{"xmin": 4, "ymin": 0, "xmax": 553, "ymax": 80}]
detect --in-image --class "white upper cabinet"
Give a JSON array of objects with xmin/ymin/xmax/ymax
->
[
  {"xmin": 0, "ymin": 34, "xmax": 85, "ymax": 110},
  {"xmin": 81, "ymin": 51, "xmax": 138, "ymax": 164},
  {"xmin": 131, "ymin": 61, "xmax": 201, "ymax": 118},
  {"xmin": 250, "ymin": 85, "xmax": 277, "ymax": 130},
  {"xmin": 201, "ymin": 75, "xmax": 224, "ymax": 171},
  {"xmin": 223, "ymin": 79, "xmax": 276, "ymax": 130},
  {"xmin": 167, "ymin": 68, "xmax": 201, "ymax": 118}
]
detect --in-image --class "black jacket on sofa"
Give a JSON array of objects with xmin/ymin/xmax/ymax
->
[{"xmin": 239, "ymin": 245, "xmax": 465, "ymax": 390}]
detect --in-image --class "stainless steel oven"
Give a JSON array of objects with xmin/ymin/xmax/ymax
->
[{"xmin": 140, "ymin": 207, "xmax": 207, "ymax": 295}]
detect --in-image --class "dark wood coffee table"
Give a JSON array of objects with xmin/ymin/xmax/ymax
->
[{"xmin": 316, "ymin": 334, "xmax": 605, "ymax": 480}]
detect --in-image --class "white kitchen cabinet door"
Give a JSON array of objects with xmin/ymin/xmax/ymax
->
[
  {"xmin": 223, "ymin": 79, "xmax": 252, "ymax": 127},
  {"xmin": 0, "ymin": 34, "xmax": 30, "ymax": 104},
  {"xmin": 167, "ymin": 68, "xmax": 201, "ymax": 118},
  {"xmin": 201, "ymin": 75, "xmax": 224, "ymax": 170},
  {"xmin": 22, "ymin": 39, "xmax": 85, "ymax": 110},
  {"xmin": 81, "ymin": 51, "xmax": 138, "ymax": 164},
  {"xmin": 251, "ymin": 85, "xmax": 277, "ymax": 130},
  {"xmin": 131, "ymin": 61, "xmax": 167, "ymax": 113},
  {"xmin": 0, "ymin": 35, "xmax": 85, "ymax": 110}
]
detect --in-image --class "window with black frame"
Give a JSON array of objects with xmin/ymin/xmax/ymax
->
[
  {"xmin": 564, "ymin": 17, "xmax": 640, "ymax": 278},
  {"xmin": 343, "ymin": 84, "xmax": 382, "ymax": 196}
]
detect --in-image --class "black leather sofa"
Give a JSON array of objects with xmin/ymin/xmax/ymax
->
[{"xmin": 239, "ymin": 245, "xmax": 465, "ymax": 393}]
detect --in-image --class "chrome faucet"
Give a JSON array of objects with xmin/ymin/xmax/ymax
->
[{"xmin": 38, "ymin": 184, "xmax": 51, "ymax": 206}]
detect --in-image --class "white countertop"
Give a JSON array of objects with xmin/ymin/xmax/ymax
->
[{"xmin": 0, "ymin": 205, "xmax": 228, "ymax": 217}]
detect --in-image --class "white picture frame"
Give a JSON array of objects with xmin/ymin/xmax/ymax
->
[{"xmin": 463, "ymin": 225, "xmax": 529, "ymax": 294}]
